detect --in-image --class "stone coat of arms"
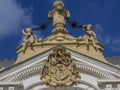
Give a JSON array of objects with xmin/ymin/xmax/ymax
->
[{"xmin": 41, "ymin": 46, "xmax": 80, "ymax": 87}]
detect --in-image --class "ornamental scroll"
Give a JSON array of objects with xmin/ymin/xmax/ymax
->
[{"xmin": 40, "ymin": 46, "xmax": 80, "ymax": 87}]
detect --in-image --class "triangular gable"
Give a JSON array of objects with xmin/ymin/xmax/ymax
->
[{"xmin": 0, "ymin": 46, "xmax": 120, "ymax": 81}]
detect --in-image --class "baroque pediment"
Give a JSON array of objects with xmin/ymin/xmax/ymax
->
[{"xmin": 0, "ymin": 46, "xmax": 120, "ymax": 82}]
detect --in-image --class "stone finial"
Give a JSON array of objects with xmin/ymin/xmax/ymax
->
[{"xmin": 48, "ymin": 0, "xmax": 70, "ymax": 34}]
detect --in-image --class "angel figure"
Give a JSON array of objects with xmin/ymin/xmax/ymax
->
[
  {"xmin": 22, "ymin": 28, "xmax": 38, "ymax": 53},
  {"xmin": 82, "ymin": 24, "xmax": 98, "ymax": 50}
]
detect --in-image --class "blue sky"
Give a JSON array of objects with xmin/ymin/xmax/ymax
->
[{"xmin": 0, "ymin": 0, "xmax": 120, "ymax": 59}]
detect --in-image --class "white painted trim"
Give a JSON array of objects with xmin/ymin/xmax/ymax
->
[
  {"xmin": 69, "ymin": 50, "xmax": 120, "ymax": 77},
  {"xmin": 25, "ymin": 80, "xmax": 98, "ymax": 90},
  {"xmin": 4, "ymin": 62, "xmax": 115, "ymax": 82},
  {"xmin": 0, "ymin": 87, "xmax": 3, "ymax": 90},
  {"xmin": 0, "ymin": 81, "xmax": 22, "ymax": 85},
  {"xmin": 98, "ymin": 79, "xmax": 120, "ymax": 83},
  {"xmin": 0, "ymin": 48, "xmax": 120, "ymax": 82}
]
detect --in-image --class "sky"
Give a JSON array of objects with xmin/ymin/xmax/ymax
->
[{"xmin": 0, "ymin": 0, "xmax": 120, "ymax": 59}]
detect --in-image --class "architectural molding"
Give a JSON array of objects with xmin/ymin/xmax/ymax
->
[
  {"xmin": 25, "ymin": 80, "xmax": 98, "ymax": 90},
  {"xmin": 3, "ymin": 62, "xmax": 116, "ymax": 82}
]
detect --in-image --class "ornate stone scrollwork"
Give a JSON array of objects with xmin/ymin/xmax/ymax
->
[{"xmin": 41, "ymin": 46, "xmax": 80, "ymax": 87}]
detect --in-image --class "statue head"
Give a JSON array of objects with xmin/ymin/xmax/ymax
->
[
  {"xmin": 86, "ymin": 24, "xmax": 92, "ymax": 31},
  {"xmin": 23, "ymin": 28, "xmax": 32, "ymax": 36},
  {"xmin": 53, "ymin": 0, "xmax": 64, "ymax": 10},
  {"xmin": 83, "ymin": 24, "xmax": 92, "ymax": 31}
]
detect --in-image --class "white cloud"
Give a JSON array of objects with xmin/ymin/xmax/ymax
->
[
  {"xmin": 0, "ymin": 0, "xmax": 33, "ymax": 39},
  {"xmin": 94, "ymin": 24, "xmax": 120, "ymax": 52}
]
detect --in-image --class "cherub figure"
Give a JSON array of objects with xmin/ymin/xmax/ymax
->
[
  {"xmin": 82, "ymin": 24, "xmax": 98, "ymax": 50},
  {"xmin": 22, "ymin": 28, "xmax": 38, "ymax": 53}
]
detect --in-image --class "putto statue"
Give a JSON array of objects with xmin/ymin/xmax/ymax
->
[
  {"xmin": 82, "ymin": 24, "xmax": 98, "ymax": 50},
  {"xmin": 22, "ymin": 28, "xmax": 38, "ymax": 53},
  {"xmin": 41, "ymin": 46, "xmax": 80, "ymax": 87},
  {"xmin": 48, "ymin": 0, "xmax": 70, "ymax": 34}
]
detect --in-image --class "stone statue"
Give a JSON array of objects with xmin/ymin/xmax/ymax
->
[
  {"xmin": 48, "ymin": 0, "xmax": 70, "ymax": 34},
  {"xmin": 82, "ymin": 24, "xmax": 98, "ymax": 50},
  {"xmin": 22, "ymin": 28, "xmax": 38, "ymax": 53}
]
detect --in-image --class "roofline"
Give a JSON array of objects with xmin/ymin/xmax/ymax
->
[
  {"xmin": 65, "ymin": 47, "xmax": 120, "ymax": 69},
  {"xmin": 0, "ymin": 45, "xmax": 119, "ymax": 74}
]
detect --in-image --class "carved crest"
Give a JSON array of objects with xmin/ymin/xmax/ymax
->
[{"xmin": 41, "ymin": 46, "xmax": 80, "ymax": 87}]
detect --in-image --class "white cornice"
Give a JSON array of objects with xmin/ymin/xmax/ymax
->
[
  {"xmin": 0, "ymin": 47, "xmax": 120, "ymax": 81},
  {"xmin": 3, "ymin": 63, "xmax": 115, "ymax": 82},
  {"xmin": 25, "ymin": 79, "xmax": 98, "ymax": 90},
  {"xmin": 0, "ymin": 81, "xmax": 22, "ymax": 86},
  {"xmin": 76, "ymin": 63, "xmax": 116, "ymax": 79},
  {"xmin": 98, "ymin": 79, "xmax": 120, "ymax": 83},
  {"xmin": 69, "ymin": 50, "xmax": 120, "ymax": 77}
]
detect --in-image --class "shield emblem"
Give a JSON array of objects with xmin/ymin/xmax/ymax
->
[{"xmin": 41, "ymin": 46, "xmax": 80, "ymax": 87}]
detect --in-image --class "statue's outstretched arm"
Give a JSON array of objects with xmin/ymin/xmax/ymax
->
[
  {"xmin": 65, "ymin": 10, "xmax": 70, "ymax": 19},
  {"xmin": 48, "ymin": 10, "xmax": 54, "ymax": 19}
]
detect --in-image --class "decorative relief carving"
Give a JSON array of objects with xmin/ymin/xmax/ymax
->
[
  {"xmin": 45, "ymin": 34, "xmax": 76, "ymax": 42},
  {"xmin": 41, "ymin": 46, "xmax": 80, "ymax": 87}
]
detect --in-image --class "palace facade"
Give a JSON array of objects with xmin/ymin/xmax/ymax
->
[{"xmin": 0, "ymin": 0, "xmax": 120, "ymax": 90}]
